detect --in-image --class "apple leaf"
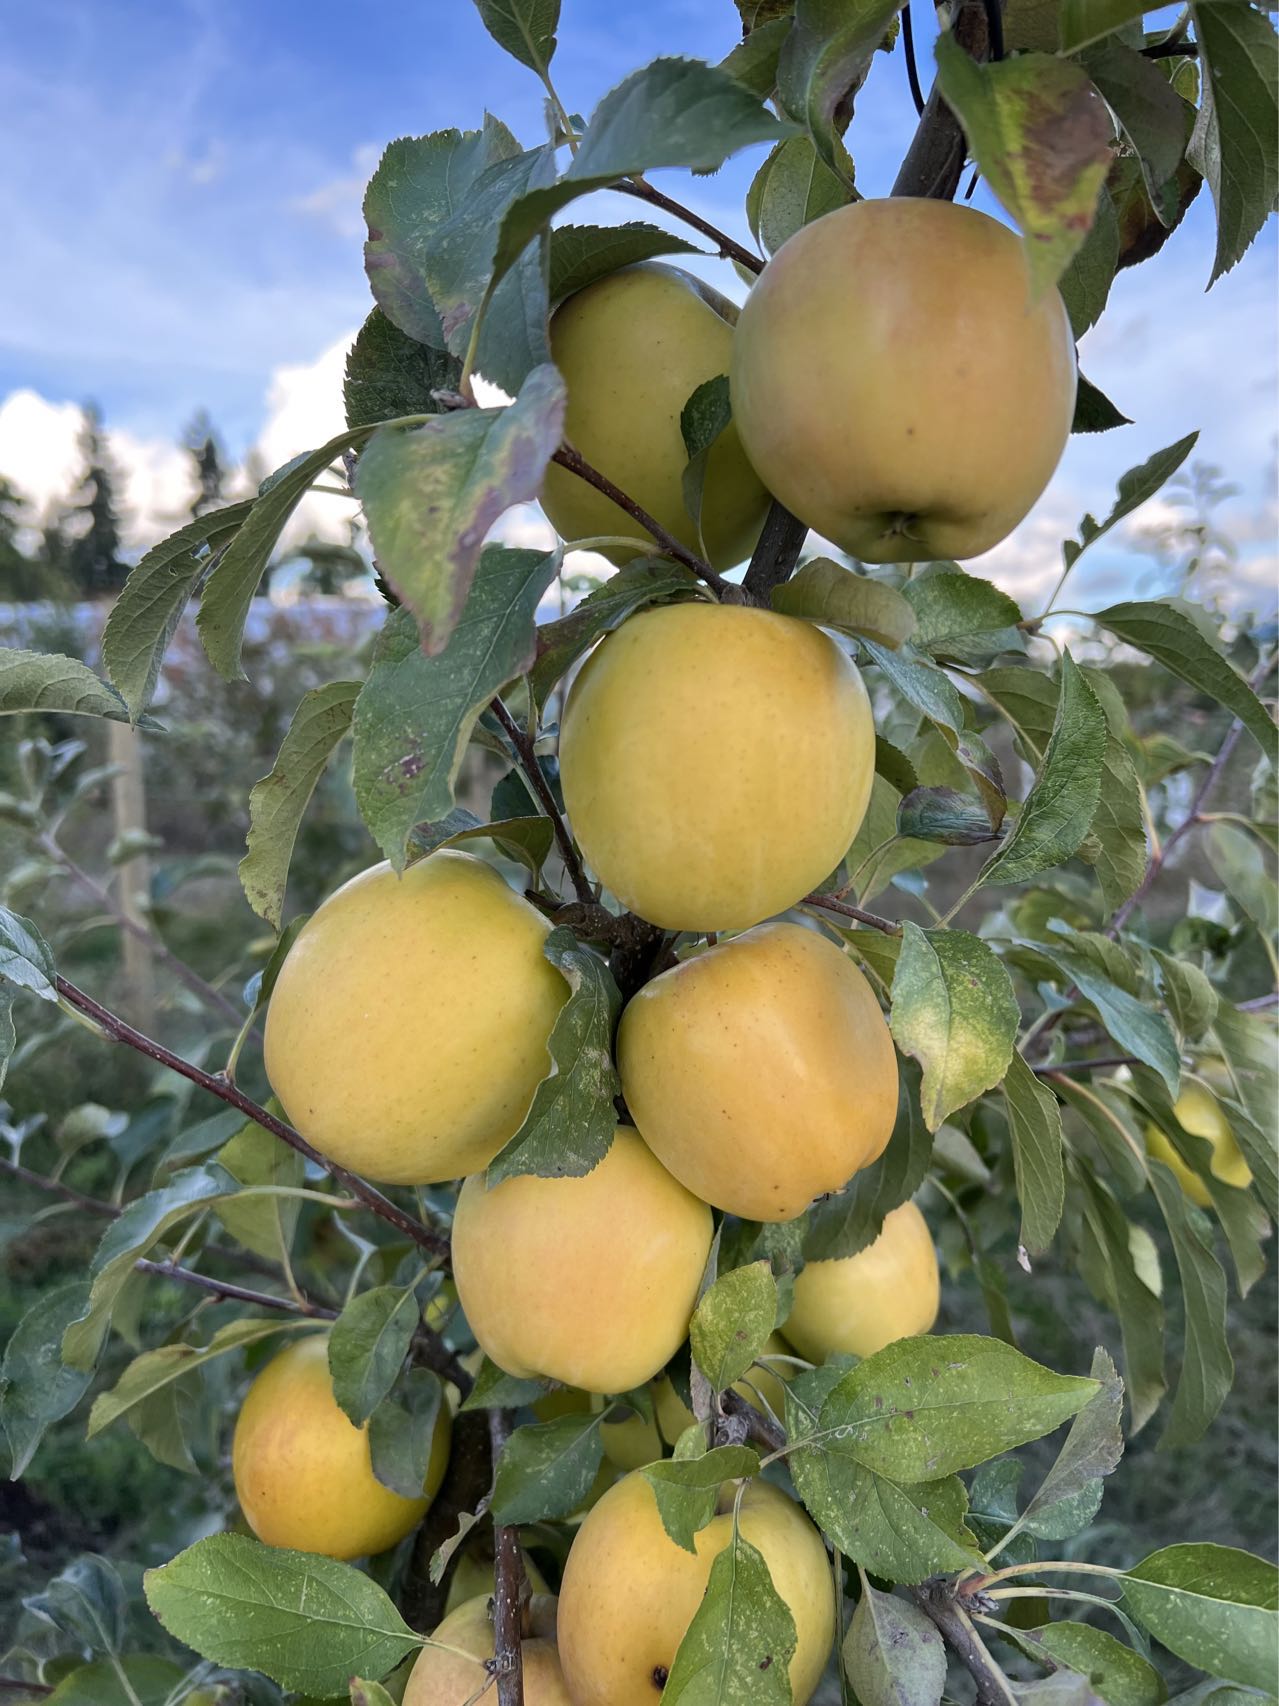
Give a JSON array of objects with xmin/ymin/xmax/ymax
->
[
  {"xmin": 408, "ymin": 806, "xmax": 555, "ymax": 878},
  {"xmin": 328, "ymin": 1284, "xmax": 422, "ymax": 1427},
  {"xmin": 843, "ymin": 1581, "xmax": 947, "ymax": 1706},
  {"xmin": 1146, "ymin": 1163, "xmax": 1233, "ymax": 1447},
  {"xmin": 1058, "ymin": 186, "xmax": 1119, "ymax": 339},
  {"xmin": 1026, "ymin": 1623, "xmax": 1166, "ymax": 1706},
  {"xmin": 1077, "ymin": 1178, "xmax": 1167, "ymax": 1433},
  {"xmin": 1073, "ymin": 372, "xmax": 1131, "ymax": 432},
  {"xmin": 1002, "ymin": 1050, "xmax": 1066, "ymax": 1256},
  {"xmin": 531, "ymin": 559, "xmax": 701, "ymax": 708},
  {"xmin": 897, "ymin": 788, "xmax": 999, "ymax": 847},
  {"xmin": 368, "ymin": 1369, "xmax": 445, "ymax": 1499},
  {"xmin": 1190, "ymin": 1, "xmax": 1279, "ymax": 285},
  {"xmin": 0, "ymin": 906, "xmax": 58, "ymax": 1002},
  {"xmin": 690, "ymin": 1261, "xmax": 778, "ymax": 1392},
  {"xmin": 1121, "ymin": 1543, "xmax": 1278, "ymax": 1691},
  {"xmin": 935, "ymin": 36, "xmax": 1113, "ymax": 296},
  {"xmin": 490, "ymin": 1412, "xmax": 605, "ymax": 1523},
  {"xmin": 239, "ymin": 681, "xmax": 361, "ymax": 929},
  {"xmin": 1062, "ymin": 433, "xmax": 1198, "ymax": 572},
  {"xmin": 472, "ymin": 0, "xmax": 560, "ymax": 77},
  {"xmin": 1058, "ymin": 0, "xmax": 1148, "ymax": 53},
  {"xmin": 1081, "ymin": 42, "xmax": 1190, "ymax": 224},
  {"xmin": 343, "ymin": 307, "xmax": 463, "ymax": 430},
  {"xmin": 351, "ymin": 546, "xmax": 561, "ymax": 870},
  {"xmin": 549, "ymin": 221, "xmax": 706, "ymax": 304},
  {"xmin": 0, "ymin": 648, "xmax": 134, "ymax": 725},
  {"xmin": 803, "ymin": 1061, "xmax": 932, "ymax": 1262},
  {"xmin": 776, "ymin": 0, "xmax": 900, "ymax": 179},
  {"xmin": 746, "ymin": 133, "xmax": 855, "ymax": 257},
  {"xmin": 901, "ymin": 569, "xmax": 1024, "ymax": 668},
  {"xmin": 640, "ymin": 1445, "xmax": 761, "ymax": 1553},
  {"xmin": 0, "ymin": 1282, "xmax": 94, "ymax": 1478},
  {"xmin": 890, "ymin": 925, "xmax": 1019, "ymax": 1131},
  {"xmin": 663, "ymin": 1528, "xmax": 797, "ymax": 1706},
  {"xmin": 773, "ymin": 558, "xmax": 916, "ymax": 649}
]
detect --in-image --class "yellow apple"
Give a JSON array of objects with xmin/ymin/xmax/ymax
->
[
  {"xmin": 1145, "ymin": 1081, "xmax": 1253, "ymax": 1207},
  {"xmin": 264, "ymin": 850, "xmax": 566, "ymax": 1185},
  {"xmin": 452, "ymin": 1126, "xmax": 713, "ymax": 1393},
  {"xmin": 231, "ymin": 1334, "xmax": 449, "ymax": 1559},
  {"xmin": 619, "ymin": 921, "xmax": 897, "ymax": 1220},
  {"xmin": 654, "ymin": 1334, "xmax": 794, "ymax": 1444},
  {"xmin": 539, "ymin": 262, "xmax": 771, "ymax": 568},
  {"xmin": 560, "ymin": 603, "xmax": 875, "ymax": 931},
  {"xmin": 404, "ymin": 1593, "xmax": 571, "ymax": 1706},
  {"xmin": 784, "ymin": 1201, "xmax": 940, "ymax": 1363},
  {"xmin": 731, "ymin": 199, "xmax": 1077, "ymax": 562},
  {"xmin": 557, "ymin": 1473, "xmax": 834, "ymax": 1705}
]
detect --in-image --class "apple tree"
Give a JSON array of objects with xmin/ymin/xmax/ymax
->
[{"xmin": 1, "ymin": 1, "xmax": 1277, "ymax": 1703}]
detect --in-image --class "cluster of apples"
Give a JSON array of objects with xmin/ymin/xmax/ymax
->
[{"xmin": 226, "ymin": 195, "xmax": 1081, "ymax": 1701}]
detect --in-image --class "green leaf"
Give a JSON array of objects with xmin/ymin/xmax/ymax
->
[
  {"xmin": 363, "ymin": 120, "xmax": 520, "ymax": 346},
  {"xmin": 239, "ymin": 681, "xmax": 360, "ymax": 929},
  {"xmin": 840, "ymin": 776, "xmax": 944, "ymax": 902},
  {"xmin": 198, "ymin": 427, "xmax": 374, "ymax": 679},
  {"xmin": 102, "ymin": 501, "xmax": 253, "ymax": 718},
  {"xmin": 776, "ymin": 0, "xmax": 898, "ymax": 177},
  {"xmin": 328, "ymin": 1284, "xmax": 421, "ymax": 1427},
  {"xmin": 0, "ymin": 907, "xmax": 57, "ymax": 1001},
  {"xmin": 981, "ymin": 653, "xmax": 1106, "ymax": 887},
  {"xmin": 773, "ymin": 558, "xmax": 917, "ymax": 649},
  {"xmin": 349, "ymin": 1680, "xmax": 400, "ymax": 1706},
  {"xmin": 472, "ymin": 0, "xmax": 559, "ymax": 76},
  {"xmin": 1063, "ymin": 434, "xmax": 1198, "ymax": 572},
  {"xmin": 1147, "ymin": 1163, "xmax": 1233, "ymax": 1447},
  {"xmin": 0, "ymin": 649, "xmax": 133, "ymax": 723},
  {"xmin": 1204, "ymin": 821, "xmax": 1277, "ymax": 937},
  {"xmin": 356, "ymin": 365, "xmax": 564, "ymax": 654},
  {"xmin": 45, "ymin": 1656, "xmax": 187, "ymax": 1706},
  {"xmin": 681, "ymin": 376, "xmax": 734, "ymax": 551},
  {"xmin": 1002, "ymin": 1051, "xmax": 1066, "ymax": 1255},
  {"xmin": 890, "ymin": 925, "xmax": 1019, "ymax": 1132},
  {"xmin": 1122, "ymin": 1543, "xmax": 1278, "ymax": 1691},
  {"xmin": 531, "ymin": 559, "xmax": 700, "ymax": 707},
  {"xmin": 1059, "ymin": 0, "xmax": 1148, "ymax": 53},
  {"xmin": 902, "ymin": 570, "xmax": 1024, "ymax": 668},
  {"xmin": 722, "ymin": 15, "xmax": 793, "ymax": 96},
  {"xmin": 549, "ymin": 221, "xmax": 705, "ymax": 303},
  {"xmin": 1151, "ymin": 950, "xmax": 1218, "ymax": 1043},
  {"xmin": 409, "ymin": 807, "xmax": 555, "ymax": 878},
  {"xmin": 897, "ymin": 787, "xmax": 999, "ymax": 847},
  {"xmin": 1082, "ymin": 43, "xmax": 1190, "ymax": 222},
  {"xmin": 143, "ymin": 1533, "xmax": 423, "ymax": 1695},
  {"xmin": 457, "ymin": 1357, "xmax": 552, "ymax": 1413},
  {"xmin": 1034, "ymin": 940, "xmax": 1182, "ymax": 1098},
  {"xmin": 1210, "ymin": 1005, "xmax": 1279, "ymax": 1216},
  {"xmin": 367, "ymin": 1368, "xmax": 445, "ymax": 1499},
  {"xmin": 0, "ymin": 1282, "xmax": 93, "ymax": 1478},
  {"xmin": 1020, "ymin": 1346, "xmax": 1124, "ymax": 1536},
  {"xmin": 1027, "ymin": 1625, "xmax": 1166, "ymax": 1706},
  {"xmin": 1093, "ymin": 601, "xmax": 1275, "ymax": 757},
  {"xmin": 88, "ymin": 1318, "xmax": 303, "ymax": 1444},
  {"xmin": 863, "ymin": 639, "xmax": 964, "ymax": 734},
  {"xmin": 746, "ymin": 134, "xmax": 855, "ymax": 257},
  {"xmin": 486, "ymin": 929, "xmax": 621, "ymax": 1183},
  {"xmin": 62, "ymin": 1168, "xmax": 233, "ymax": 1370},
  {"xmin": 213, "ymin": 1109, "xmax": 306, "ymax": 1263},
  {"xmin": 934, "ymin": 37, "xmax": 1113, "ymax": 294},
  {"xmin": 691, "ymin": 1262, "xmax": 778, "ymax": 1392},
  {"xmin": 1088, "ymin": 731, "xmax": 1148, "ymax": 911},
  {"xmin": 803, "ymin": 1061, "xmax": 933, "ymax": 1261},
  {"xmin": 23, "ymin": 1555, "xmax": 126, "ymax": 1652},
  {"xmin": 487, "ymin": 57, "xmax": 794, "ymax": 300},
  {"xmin": 818, "ymin": 1335, "xmax": 1099, "ymax": 1483},
  {"xmin": 663, "ymin": 1528, "xmax": 798, "ymax": 1706},
  {"xmin": 1077, "ymin": 1177, "xmax": 1167, "ymax": 1433},
  {"xmin": 1073, "ymin": 372, "xmax": 1132, "ymax": 433},
  {"xmin": 1058, "ymin": 185, "xmax": 1119, "ymax": 339},
  {"xmin": 843, "ymin": 1582, "xmax": 947, "ymax": 1706},
  {"xmin": 640, "ymin": 1445, "xmax": 761, "ymax": 1553},
  {"xmin": 1190, "ymin": 1, "xmax": 1279, "ymax": 285},
  {"xmin": 343, "ymin": 307, "xmax": 462, "ymax": 430},
  {"xmin": 490, "ymin": 1412, "xmax": 605, "ymax": 1523},
  {"xmin": 351, "ymin": 545, "xmax": 561, "ymax": 868}
]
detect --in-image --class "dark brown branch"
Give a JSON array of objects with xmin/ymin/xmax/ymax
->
[
  {"xmin": 0, "ymin": 1155, "xmax": 118, "ymax": 1216},
  {"xmin": 55, "ymin": 975, "xmax": 451, "ymax": 1262},
  {"xmin": 402, "ymin": 1410, "xmax": 494, "ymax": 1629},
  {"xmin": 910, "ymin": 1581, "xmax": 1015, "ymax": 1706},
  {"xmin": 1142, "ymin": 38, "xmax": 1198, "ymax": 58},
  {"xmin": 901, "ymin": 0, "xmax": 928, "ymax": 116},
  {"xmin": 615, "ymin": 178, "xmax": 764, "ymax": 275},
  {"xmin": 803, "ymin": 891, "xmax": 903, "ymax": 936},
  {"xmin": 892, "ymin": 0, "xmax": 995, "ymax": 200},
  {"xmin": 488, "ymin": 1411, "xmax": 527, "ymax": 1706},
  {"xmin": 134, "ymin": 1257, "xmax": 337, "ymax": 1318},
  {"xmin": 551, "ymin": 444, "xmax": 740, "ymax": 601},
  {"xmin": 491, "ymin": 698, "xmax": 593, "ymax": 905},
  {"xmin": 721, "ymin": 1386, "xmax": 786, "ymax": 1454},
  {"xmin": 742, "ymin": 502, "xmax": 808, "ymax": 606}
]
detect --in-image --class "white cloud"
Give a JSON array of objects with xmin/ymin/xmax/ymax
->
[{"xmin": 292, "ymin": 145, "xmax": 382, "ymax": 240}]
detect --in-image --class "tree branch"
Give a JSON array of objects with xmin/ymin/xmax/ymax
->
[
  {"xmin": 54, "ymin": 975, "xmax": 451, "ymax": 1262},
  {"xmin": 490, "ymin": 698, "xmax": 593, "ymax": 905},
  {"xmin": 910, "ymin": 1580, "xmax": 1017, "ymax": 1706},
  {"xmin": 742, "ymin": 502, "xmax": 808, "ymax": 606},
  {"xmin": 1038, "ymin": 1055, "xmax": 1138, "ymax": 1077},
  {"xmin": 0, "ymin": 1155, "xmax": 117, "ymax": 1216},
  {"xmin": 892, "ymin": 0, "xmax": 994, "ymax": 200},
  {"xmin": 487, "ymin": 1411, "xmax": 527, "ymax": 1706},
  {"xmin": 803, "ymin": 892, "xmax": 903, "ymax": 935},
  {"xmin": 721, "ymin": 1386, "xmax": 786, "ymax": 1454},
  {"xmin": 615, "ymin": 178, "xmax": 764, "ymax": 275},
  {"xmin": 551, "ymin": 444, "xmax": 740, "ymax": 601},
  {"xmin": 133, "ymin": 1256, "xmax": 337, "ymax": 1318}
]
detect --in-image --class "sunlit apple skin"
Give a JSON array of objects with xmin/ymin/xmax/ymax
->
[
  {"xmin": 264, "ymin": 850, "xmax": 566, "ymax": 1185},
  {"xmin": 404, "ymin": 1594, "xmax": 571, "ymax": 1706},
  {"xmin": 232, "ymin": 1334, "xmax": 449, "ymax": 1560},
  {"xmin": 560, "ymin": 604, "xmax": 875, "ymax": 932},
  {"xmin": 539, "ymin": 262, "xmax": 771, "ymax": 569},
  {"xmin": 1144, "ymin": 1081, "xmax": 1253, "ymax": 1207},
  {"xmin": 557, "ymin": 1473, "xmax": 835, "ymax": 1706},
  {"xmin": 784, "ymin": 1201, "xmax": 940, "ymax": 1363},
  {"xmin": 452, "ymin": 1126, "xmax": 713, "ymax": 1394},
  {"xmin": 619, "ymin": 921, "xmax": 898, "ymax": 1221},
  {"xmin": 731, "ymin": 198, "xmax": 1077, "ymax": 562}
]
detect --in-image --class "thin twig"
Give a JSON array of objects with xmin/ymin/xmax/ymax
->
[
  {"xmin": 0, "ymin": 1682, "xmax": 52, "ymax": 1698},
  {"xmin": 487, "ymin": 1411, "xmax": 527, "ymax": 1706},
  {"xmin": 721, "ymin": 1386, "xmax": 785, "ymax": 1454},
  {"xmin": 892, "ymin": 0, "xmax": 994, "ymax": 200},
  {"xmin": 615, "ymin": 178, "xmax": 764, "ymax": 275},
  {"xmin": 0, "ymin": 1155, "xmax": 117, "ymax": 1216},
  {"xmin": 39, "ymin": 832, "xmax": 248, "ymax": 1029},
  {"xmin": 55, "ymin": 975, "xmax": 451, "ymax": 1262},
  {"xmin": 803, "ymin": 892, "xmax": 903, "ymax": 936},
  {"xmin": 910, "ymin": 1581, "xmax": 1018, "ymax": 1706},
  {"xmin": 901, "ymin": 0, "xmax": 927, "ymax": 116},
  {"xmin": 551, "ymin": 444, "xmax": 739, "ymax": 600},
  {"xmin": 133, "ymin": 1257, "xmax": 337, "ymax": 1318},
  {"xmin": 1036, "ymin": 1055, "xmax": 1138, "ymax": 1077},
  {"xmin": 490, "ymin": 699, "xmax": 593, "ymax": 905}
]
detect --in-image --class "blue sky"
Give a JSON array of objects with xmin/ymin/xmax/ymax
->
[{"xmin": 1, "ymin": 0, "xmax": 1275, "ymax": 610}]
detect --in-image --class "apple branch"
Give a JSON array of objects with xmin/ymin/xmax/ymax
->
[
  {"xmin": 892, "ymin": 0, "xmax": 995, "ymax": 201},
  {"xmin": 803, "ymin": 891, "xmax": 903, "ymax": 936},
  {"xmin": 490, "ymin": 697, "xmax": 594, "ymax": 906},
  {"xmin": 742, "ymin": 501, "xmax": 808, "ymax": 605},
  {"xmin": 488, "ymin": 1410, "xmax": 528, "ymax": 1706},
  {"xmin": 615, "ymin": 177, "xmax": 764, "ymax": 275},
  {"xmin": 54, "ymin": 974, "xmax": 452, "ymax": 1262}
]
